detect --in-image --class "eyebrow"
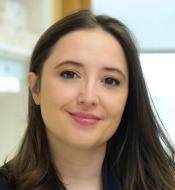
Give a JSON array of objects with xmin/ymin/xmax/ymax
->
[{"xmin": 54, "ymin": 60, "xmax": 127, "ymax": 79}]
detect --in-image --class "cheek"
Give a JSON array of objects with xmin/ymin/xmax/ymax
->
[
  {"xmin": 101, "ymin": 90, "xmax": 128, "ymax": 136},
  {"xmin": 103, "ymin": 90, "xmax": 128, "ymax": 118},
  {"xmin": 102, "ymin": 98, "xmax": 127, "ymax": 142},
  {"xmin": 40, "ymin": 80, "xmax": 80, "ymax": 105},
  {"xmin": 39, "ymin": 80, "xmax": 80, "ymax": 129}
]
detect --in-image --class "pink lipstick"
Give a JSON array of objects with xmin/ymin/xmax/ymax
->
[{"xmin": 69, "ymin": 112, "xmax": 101, "ymax": 125}]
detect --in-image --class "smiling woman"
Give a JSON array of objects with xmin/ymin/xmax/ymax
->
[
  {"xmin": 0, "ymin": 10, "xmax": 175, "ymax": 190},
  {"xmin": 29, "ymin": 28, "xmax": 128, "ymax": 152}
]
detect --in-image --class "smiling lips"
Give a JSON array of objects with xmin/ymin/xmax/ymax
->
[{"xmin": 69, "ymin": 112, "xmax": 101, "ymax": 125}]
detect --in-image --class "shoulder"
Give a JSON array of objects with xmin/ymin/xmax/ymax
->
[{"xmin": 0, "ymin": 174, "xmax": 15, "ymax": 190}]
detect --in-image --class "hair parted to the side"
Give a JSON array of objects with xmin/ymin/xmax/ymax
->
[{"xmin": 0, "ymin": 10, "xmax": 175, "ymax": 190}]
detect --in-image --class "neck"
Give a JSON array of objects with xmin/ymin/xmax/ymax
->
[{"xmin": 49, "ymin": 138, "xmax": 106, "ymax": 190}]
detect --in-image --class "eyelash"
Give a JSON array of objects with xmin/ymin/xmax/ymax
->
[
  {"xmin": 59, "ymin": 70, "xmax": 80, "ymax": 79},
  {"xmin": 102, "ymin": 77, "xmax": 120, "ymax": 86},
  {"xmin": 59, "ymin": 70, "xmax": 120, "ymax": 87}
]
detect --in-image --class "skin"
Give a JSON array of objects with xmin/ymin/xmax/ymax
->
[{"xmin": 28, "ymin": 28, "xmax": 128, "ymax": 190}]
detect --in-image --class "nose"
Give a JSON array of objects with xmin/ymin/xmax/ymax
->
[{"xmin": 77, "ymin": 79, "xmax": 99, "ymax": 107}]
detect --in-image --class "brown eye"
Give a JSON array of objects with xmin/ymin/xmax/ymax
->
[
  {"xmin": 103, "ymin": 77, "xmax": 120, "ymax": 86},
  {"xmin": 60, "ymin": 71, "xmax": 79, "ymax": 79}
]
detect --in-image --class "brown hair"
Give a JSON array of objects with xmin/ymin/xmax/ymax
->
[{"xmin": 1, "ymin": 10, "xmax": 175, "ymax": 190}]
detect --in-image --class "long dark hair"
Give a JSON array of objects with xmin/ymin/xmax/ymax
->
[{"xmin": 1, "ymin": 10, "xmax": 175, "ymax": 190}]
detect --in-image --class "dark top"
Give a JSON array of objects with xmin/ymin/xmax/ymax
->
[
  {"xmin": 102, "ymin": 158, "xmax": 121, "ymax": 190},
  {"xmin": 0, "ymin": 160, "xmax": 121, "ymax": 190},
  {"xmin": 0, "ymin": 175, "xmax": 14, "ymax": 190}
]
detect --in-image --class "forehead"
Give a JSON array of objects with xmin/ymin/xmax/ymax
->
[{"xmin": 45, "ymin": 28, "xmax": 128, "ymax": 74}]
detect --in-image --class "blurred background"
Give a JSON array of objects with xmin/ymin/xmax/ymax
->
[{"xmin": 0, "ymin": 0, "xmax": 174, "ymax": 165}]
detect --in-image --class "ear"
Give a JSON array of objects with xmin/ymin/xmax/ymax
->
[{"xmin": 27, "ymin": 72, "xmax": 40, "ymax": 105}]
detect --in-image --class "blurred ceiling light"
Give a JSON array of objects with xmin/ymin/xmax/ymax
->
[{"xmin": 0, "ymin": 76, "xmax": 20, "ymax": 93}]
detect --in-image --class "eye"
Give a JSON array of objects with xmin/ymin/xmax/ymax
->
[
  {"xmin": 102, "ymin": 77, "xmax": 120, "ymax": 87},
  {"xmin": 59, "ymin": 70, "xmax": 79, "ymax": 79}
]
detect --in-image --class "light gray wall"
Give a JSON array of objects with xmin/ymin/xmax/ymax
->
[
  {"xmin": 92, "ymin": 0, "xmax": 175, "ymax": 52},
  {"xmin": 0, "ymin": 80, "xmax": 28, "ymax": 165}
]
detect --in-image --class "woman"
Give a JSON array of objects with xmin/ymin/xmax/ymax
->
[{"xmin": 0, "ymin": 10, "xmax": 175, "ymax": 190}]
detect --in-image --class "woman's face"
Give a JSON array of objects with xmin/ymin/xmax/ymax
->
[{"xmin": 29, "ymin": 28, "xmax": 128, "ymax": 150}]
